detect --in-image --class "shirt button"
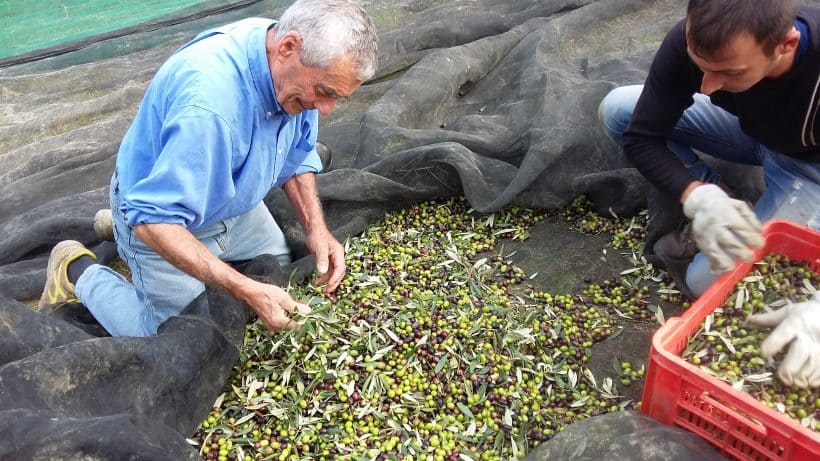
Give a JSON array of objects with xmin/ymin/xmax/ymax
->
[
  {"xmin": 278, "ymin": 149, "xmax": 283, "ymax": 155},
  {"xmin": 266, "ymin": 111, "xmax": 272, "ymax": 118}
]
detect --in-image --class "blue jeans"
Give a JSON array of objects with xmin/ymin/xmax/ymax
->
[
  {"xmin": 75, "ymin": 176, "xmax": 292, "ymax": 336},
  {"xmin": 599, "ymin": 85, "xmax": 820, "ymax": 296}
]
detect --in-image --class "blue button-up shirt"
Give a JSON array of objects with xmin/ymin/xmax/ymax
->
[{"xmin": 114, "ymin": 18, "xmax": 322, "ymax": 230}]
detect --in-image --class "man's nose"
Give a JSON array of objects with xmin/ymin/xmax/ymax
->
[
  {"xmin": 315, "ymin": 98, "xmax": 337, "ymax": 116},
  {"xmin": 700, "ymin": 72, "xmax": 723, "ymax": 95}
]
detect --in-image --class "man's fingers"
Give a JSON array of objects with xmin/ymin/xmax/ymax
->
[
  {"xmin": 714, "ymin": 227, "xmax": 755, "ymax": 263},
  {"xmin": 726, "ymin": 204, "xmax": 764, "ymax": 259},
  {"xmin": 747, "ymin": 307, "xmax": 791, "ymax": 329},
  {"xmin": 694, "ymin": 201, "xmax": 763, "ymax": 274},
  {"xmin": 759, "ymin": 315, "xmax": 800, "ymax": 358},
  {"xmin": 280, "ymin": 300, "xmax": 311, "ymax": 314},
  {"xmin": 294, "ymin": 302, "xmax": 312, "ymax": 316},
  {"xmin": 777, "ymin": 337, "xmax": 811, "ymax": 388},
  {"xmin": 733, "ymin": 202, "xmax": 763, "ymax": 236},
  {"xmin": 733, "ymin": 226, "xmax": 764, "ymax": 252},
  {"xmin": 808, "ymin": 352, "xmax": 820, "ymax": 388},
  {"xmin": 315, "ymin": 249, "xmax": 329, "ymax": 275},
  {"xmin": 314, "ymin": 271, "xmax": 330, "ymax": 286},
  {"xmin": 325, "ymin": 250, "xmax": 346, "ymax": 292},
  {"xmin": 314, "ymin": 265, "xmax": 345, "ymax": 294},
  {"xmin": 313, "ymin": 241, "xmax": 345, "ymax": 293},
  {"xmin": 265, "ymin": 310, "xmax": 297, "ymax": 331},
  {"xmin": 266, "ymin": 302, "xmax": 310, "ymax": 331},
  {"xmin": 700, "ymin": 237, "xmax": 735, "ymax": 274}
]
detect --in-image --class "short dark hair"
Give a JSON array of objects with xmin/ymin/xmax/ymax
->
[{"xmin": 686, "ymin": 0, "xmax": 797, "ymax": 57}]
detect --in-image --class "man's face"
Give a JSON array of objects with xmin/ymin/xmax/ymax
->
[
  {"xmin": 687, "ymin": 32, "xmax": 780, "ymax": 95},
  {"xmin": 274, "ymin": 52, "xmax": 361, "ymax": 116}
]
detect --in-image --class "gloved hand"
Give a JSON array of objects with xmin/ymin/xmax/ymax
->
[
  {"xmin": 683, "ymin": 184, "xmax": 764, "ymax": 273},
  {"xmin": 747, "ymin": 292, "xmax": 820, "ymax": 388}
]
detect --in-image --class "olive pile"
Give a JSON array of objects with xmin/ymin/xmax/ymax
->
[
  {"xmin": 682, "ymin": 254, "xmax": 819, "ymax": 432},
  {"xmin": 193, "ymin": 196, "xmax": 668, "ymax": 461},
  {"xmin": 560, "ymin": 196, "xmax": 648, "ymax": 252}
]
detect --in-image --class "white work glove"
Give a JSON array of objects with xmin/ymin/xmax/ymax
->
[
  {"xmin": 683, "ymin": 184, "xmax": 764, "ymax": 273},
  {"xmin": 748, "ymin": 292, "xmax": 820, "ymax": 388}
]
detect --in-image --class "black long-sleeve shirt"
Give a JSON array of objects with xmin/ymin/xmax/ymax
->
[{"xmin": 622, "ymin": 6, "xmax": 820, "ymax": 199}]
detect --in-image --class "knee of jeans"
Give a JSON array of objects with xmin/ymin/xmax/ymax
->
[
  {"xmin": 275, "ymin": 252, "xmax": 292, "ymax": 266},
  {"xmin": 685, "ymin": 253, "xmax": 716, "ymax": 298},
  {"xmin": 598, "ymin": 87, "xmax": 638, "ymax": 145}
]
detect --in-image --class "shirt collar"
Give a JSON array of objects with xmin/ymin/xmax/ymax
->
[
  {"xmin": 795, "ymin": 18, "xmax": 809, "ymax": 65},
  {"xmin": 248, "ymin": 20, "xmax": 286, "ymax": 116}
]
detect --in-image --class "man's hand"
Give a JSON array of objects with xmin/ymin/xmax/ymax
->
[
  {"xmin": 282, "ymin": 173, "xmax": 345, "ymax": 295},
  {"xmin": 305, "ymin": 228, "xmax": 346, "ymax": 294},
  {"xmin": 245, "ymin": 280, "xmax": 311, "ymax": 331},
  {"xmin": 134, "ymin": 222, "xmax": 310, "ymax": 331},
  {"xmin": 682, "ymin": 183, "xmax": 764, "ymax": 274},
  {"xmin": 748, "ymin": 293, "xmax": 820, "ymax": 388}
]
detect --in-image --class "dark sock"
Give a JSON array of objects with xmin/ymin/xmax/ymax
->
[{"xmin": 68, "ymin": 256, "xmax": 95, "ymax": 285}]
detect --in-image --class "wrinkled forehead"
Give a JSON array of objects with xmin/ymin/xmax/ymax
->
[
  {"xmin": 312, "ymin": 55, "xmax": 362, "ymax": 96},
  {"xmin": 687, "ymin": 32, "xmax": 765, "ymax": 65}
]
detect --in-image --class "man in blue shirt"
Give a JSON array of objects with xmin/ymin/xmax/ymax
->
[{"xmin": 38, "ymin": 0, "xmax": 378, "ymax": 337}]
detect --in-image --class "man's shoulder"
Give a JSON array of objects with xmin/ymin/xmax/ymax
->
[
  {"xmin": 156, "ymin": 27, "xmax": 267, "ymax": 112},
  {"xmin": 798, "ymin": 5, "xmax": 820, "ymax": 45},
  {"xmin": 661, "ymin": 19, "xmax": 687, "ymax": 53},
  {"xmin": 798, "ymin": 4, "xmax": 820, "ymax": 19},
  {"xmin": 155, "ymin": 54, "xmax": 239, "ymax": 104},
  {"xmin": 168, "ymin": 17, "xmax": 273, "ymax": 71},
  {"xmin": 145, "ymin": 17, "xmax": 279, "ymax": 124},
  {"xmin": 649, "ymin": 18, "xmax": 693, "ymax": 75},
  {"xmin": 203, "ymin": 17, "xmax": 275, "ymax": 38}
]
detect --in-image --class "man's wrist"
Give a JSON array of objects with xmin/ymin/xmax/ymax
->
[{"xmin": 679, "ymin": 180, "xmax": 706, "ymax": 204}]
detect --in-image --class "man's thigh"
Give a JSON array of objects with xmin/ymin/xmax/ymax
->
[
  {"xmin": 114, "ymin": 216, "xmax": 209, "ymax": 329},
  {"xmin": 601, "ymin": 85, "xmax": 764, "ymax": 166},
  {"xmin": 669, "ymin": 93, "xmax": 764, "ymax": 166},
  {"xmin": 755, "ymin": 152, "xmax": 820, "ymax": 228},
  {"xmin": 221, "ymin": 201, "xmax": 292, "ymax": 264}
]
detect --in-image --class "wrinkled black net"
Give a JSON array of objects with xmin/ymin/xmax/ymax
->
[
  {"xmin": 523, "ymin": 411, "xmax": 728, "ymax": 461},
  {"xmin": 0, "ymin": 0, "xmax": 776, "ymax": 457}
]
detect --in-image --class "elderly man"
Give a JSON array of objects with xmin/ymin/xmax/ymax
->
[
  {"xmin": 599, "ymin": 0, "xmax": 819, "ymax": 388},
  {"xmin": 38, "ymin": 0, "xmax": 378, "ymax": 337}
]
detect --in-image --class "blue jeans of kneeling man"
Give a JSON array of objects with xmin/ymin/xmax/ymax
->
[{"xmin": 75, "ymin": 176, "xmax": 292, "ymax": 337}]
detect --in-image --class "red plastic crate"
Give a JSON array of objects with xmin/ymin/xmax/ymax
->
[{"xmin": 641, "ymin": 220, "xmax": 820, "ymax": 461}]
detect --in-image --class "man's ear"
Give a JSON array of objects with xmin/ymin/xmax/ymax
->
[
  {"xmin": 275, "ymin": 31, "xmax": 302, "ymax": 60},
  {"xmin": 776, "ymin": 27, "xmax": 801, "ymax": 56}
]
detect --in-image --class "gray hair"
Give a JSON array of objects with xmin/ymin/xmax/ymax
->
[{"xmin": 275, "ymin": 0, "xmax": 378, "ymax": 81}]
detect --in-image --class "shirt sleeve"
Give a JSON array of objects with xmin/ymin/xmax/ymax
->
[
  {"xmin": 121, "ymin": 105, "xmax": 237, "ymax": 229},
  {"xmin": 276, "ymin": 110, "xmax": 322, "ymax": 185},
  {"xmin": 622, "ymin": 21, "xmax": 702, "ymax": 199}
]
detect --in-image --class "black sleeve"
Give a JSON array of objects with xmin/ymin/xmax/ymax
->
[{"xmin": 622, "ymin": 20, "xmax": 703, "ymax": 199}]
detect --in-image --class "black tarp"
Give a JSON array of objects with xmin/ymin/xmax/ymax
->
[{"xmin": 522, "ymin": 411, "xmax": 728, "ymax": 461}]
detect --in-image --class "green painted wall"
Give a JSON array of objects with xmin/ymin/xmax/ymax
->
[{"xmin": 0, "ymin": 0, "xmax": 232, "ymax": 59}]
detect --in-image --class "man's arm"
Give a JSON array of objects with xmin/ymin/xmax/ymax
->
[
  {"xmin": 679, "ymin": 180, "xmax": 705, "ymax": 203},
  {"xmin": 134, "ymin": 223, "xmax": 307, "ymax": 330},
  {"xmin": 622, "ymin": 21, "xmax": 701, "ymax": 200},
  {"xmin": 282, "ymin": 172, "xmax": 346, "ymax": 293},
  {"xmin": 282, "ymin": 172, "xmax": 325, "ymax": 234}
]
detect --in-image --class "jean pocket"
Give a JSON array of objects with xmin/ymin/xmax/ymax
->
[{"xmin": 192, "ymin": 220, "xmax": 230, "ymax": 252}]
